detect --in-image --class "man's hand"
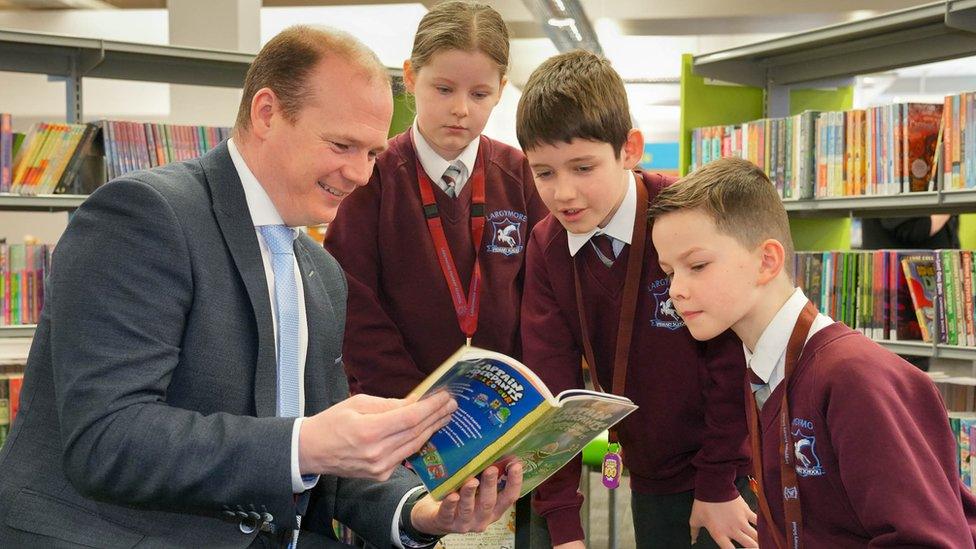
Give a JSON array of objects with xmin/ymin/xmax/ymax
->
[
  {"xmin": 410, "ymin": 461, "xmax": 523, "ymax": 535},
  {"xmin": 554, "ymin": 542, "xmax": 586, "ymax": 549},
  {"xmin": 690, "ymin": 496, "xmax": 758, "ymax": 548},
  {"xmin": 298, "ymin": 391, "xmax": 456, "ymax": 480}
]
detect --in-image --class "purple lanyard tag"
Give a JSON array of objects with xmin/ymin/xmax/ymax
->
[{"xmin": 602, "ymin": 443, "xmax": 622, "ymax": 489}]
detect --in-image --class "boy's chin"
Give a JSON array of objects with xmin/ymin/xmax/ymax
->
[{"xmin": 684, "ymin": 323, "xmax": 725, "ymax": 342}]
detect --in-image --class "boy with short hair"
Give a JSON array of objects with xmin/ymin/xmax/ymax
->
[
  {"xmin": 649, "ymin": 156, "xmax": 976, "ymax": 547},
  {"xmin": 516, "ymin": 50, "xmax": 756, "ymax": 548}
]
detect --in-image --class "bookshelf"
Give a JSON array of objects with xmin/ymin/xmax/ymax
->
[
  {"xmin": 0, "ymin": 194, "xmax": 87, "ymax": 211},
  {"xmin": 0, "ymin": 325, "xmax": 34, "ymax": 339},
  {"xmin": 0, "ymin": 28, "xmax": 414, "ymax": 361},
  {"xmin": 682, "ymin": 1, "xmax": 976, "ymax": 369}
]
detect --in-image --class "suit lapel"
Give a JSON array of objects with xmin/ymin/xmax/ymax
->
[{"xmin": 201, "ymin": 142, "xmax": 278, "ymax": 418}]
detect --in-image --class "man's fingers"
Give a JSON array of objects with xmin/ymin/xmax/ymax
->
[
  {"xmin": 437, "ymin": 493, "xmax": 461, "ymax": 524},
  {"xmin": 456, "ymin": 479, "xmax": 479, "ymax": 527},
  {"xmin": 367, "ymin": 412, "xmax": 454, "ymax": 470},
  {"xmin": 497, "ymin": 461, "xmax": 523, "ymax": 509},
  {"xmin": 690, "ymin": 526, "xmax": 700, "ymax": 545},
  {"xmin": 373, "ymin": 392, "xmax": 456, "ymax": 436},
  {"xmin": 732, "ymin": 529, "xmax": 759, "ymax": 548},
  {"xmin": 476, "ymin": 467, "xmax": 499, "ymax": 516},
  {"xmin": 747, "ymin": 508, "xmax": 758, "ymax": 525}
]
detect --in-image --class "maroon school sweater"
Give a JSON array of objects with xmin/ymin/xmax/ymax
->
[
  {"xmin": 521, "ymin": 171, "xmax": 751, "ymax": 545},
  {"xmin": 757, "ymin": 322, "xmax": 976, "ymax": 547},
  {"xmin": 325, "ymin": 130, "xmax": 548, "ymax": 397}
]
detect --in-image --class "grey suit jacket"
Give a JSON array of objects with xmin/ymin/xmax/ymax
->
[{"xmin": 0, "ymin": 142, "xmax": 420, "ymax": 548}]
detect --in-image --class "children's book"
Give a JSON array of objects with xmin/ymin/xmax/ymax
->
[
  {"xmin": 407, "ymin": 346, "xmax": 637, "ymax": 500},
  {"xmin": 901, "ymin": 253, "xmax": 937, "ymax": 342}
]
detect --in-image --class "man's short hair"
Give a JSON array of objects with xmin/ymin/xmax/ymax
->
[
  {"xmin": 647, "ymin": 157, "xmax": 795, "ymax": 277},
  {"xmin": 516, "ymin": 49, "xmax": 630, "ymax": 155},
  {"xmin": 235, "ymin": 25, "xmax": 389, "ymax": 131}
]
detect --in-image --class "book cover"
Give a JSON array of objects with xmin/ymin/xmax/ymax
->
[
  {"xmin": 902, "ymin": 253, "xmax": 936, "ymax": 342},
  {"xmin": 905, "ymin": 103, "xmax": 944, "ymax": 192},
  {"xmin": 407, "ymin": 346, "xmax": 636, "ymax": 500}
]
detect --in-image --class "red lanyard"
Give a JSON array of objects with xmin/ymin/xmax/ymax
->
[
  {"xmin": 746, "ymin": 300, "xmax": 817, "ymax": 549},
  {"xmin": 415, "ymin": 154, "xmax": 486, "ymax": 343}
]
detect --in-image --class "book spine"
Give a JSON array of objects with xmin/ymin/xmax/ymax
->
[{"xmin": 936, "ymin": 251, "xmax": 949, "ymax": 344}]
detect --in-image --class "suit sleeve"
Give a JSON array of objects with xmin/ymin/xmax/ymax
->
[
  {"xmin": 521, "ymin": 229, "xmax": 587, "ymax": 545},
  {"xmin": 50, "ymin": 179, "xmax": 297, "ymax": 523},
  {"xmin": 827, "ymin": 363, "xmax": 975, "ymax": 547},
  {"xmin": 325, "ymin": 167, "xmax": 426, "ymax": 397},
  {"xmin": 692, "ymin": 329, "xmax": 750, "ymax": 502}
]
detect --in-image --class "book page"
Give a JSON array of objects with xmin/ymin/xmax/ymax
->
[
  {"xmin": 503, "ymin": 397, "xmax": 636, "ymax": 497},
  {"xmin": 438, "ymin": 506, "xmax": 515, "ymax": 549}
]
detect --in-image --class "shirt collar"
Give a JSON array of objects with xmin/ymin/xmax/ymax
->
[
  {"xmin": 227, "ymin": 138, "xmax": 295, "ymax": 233},
  {"xmin": 743, "ymin": 287, "xmax": 810, "ymax": 383},
  {"xmin": 411, "ymin": 120, "xmax": 480, "ymax": 182},
  {"xmin": 567, "ymin": 171, "xmax": 637, "ymax": 256}
]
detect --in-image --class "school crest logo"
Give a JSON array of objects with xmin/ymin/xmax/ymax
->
[
  {"xmin": 486, "ymin": 210, "xmax": 527, "ymax": 256},
  {"xmin": 649, "ymin": 278, "xmax": 684, "ymax": 330},
  {"xmin": 792, "ymin": 418, "xmax": 826, "ymax": 477}
]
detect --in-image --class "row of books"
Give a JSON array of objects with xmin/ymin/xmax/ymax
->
[
  {"xmin": 0, "ymin": 114, "xmax": 230, "ymax": 196},
  {"xmin": 690, "ymin": 93, "xmax": 976, "ymax": 199},
  {"xmin": 793, "ymin": 249, "xmax": 976, "ymax": 346},
  {"xmin": 946, "ymin": 412, "xmax": 976, "ymax": 492},
  {"xmin": 0, "ymin": 372, "xmax": 24, "ymax": 449},
  {"xmin": 943, "ymin": 91, "xmax": 976, "ymax": 192},
  {"xmin": 0, "ymin": 241, "xmax": 51, "ymax": 327},
  {"xmin": 6, "ymin": 122, "xmax": 97, "ymax": 195},
  {"xmin": 898, "ymin": 250, "xmax": 976, "ymax": 345},
  {"xmin": 102, "ymin": 120, "xmax": 231, "ymax": 182}
]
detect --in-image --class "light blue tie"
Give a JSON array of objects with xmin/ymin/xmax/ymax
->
[{"xmin": 259, "ymin": 224, "xmax": 302, "ymax": 418}]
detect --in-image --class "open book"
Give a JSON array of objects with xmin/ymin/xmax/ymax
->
[{"xmin": 407, "ymin": 346, "xmax": 637, "ymax": 500}]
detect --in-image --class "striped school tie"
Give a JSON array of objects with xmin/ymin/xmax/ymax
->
[
  {"xmin": 591, "ymin": 233, "xmax": 619, "ymax": 267},
  {"xmin": 259, "ymin": 224, "xmax": 302, "ymax": 418},
  {"xmin": 442, "ymin": 162, "xmax": 463, "ymax": 198},
  {"xmin": 748, "ymin": 368, "xmax": 771, "ymax": 410}
]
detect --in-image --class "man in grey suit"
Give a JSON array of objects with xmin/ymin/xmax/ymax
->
[{"xmin": 0, "ymin": 26, "xmax": 521, "ymax": 548}]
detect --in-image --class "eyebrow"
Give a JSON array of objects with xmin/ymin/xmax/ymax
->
[
  {"xmin": 323, "ymin": 133, "xmax": 387, "ymax": 154},
  {"xmin": 528, "ymin": 155, "xmax": 598, "ymax": 170},
  {"xmin": 678, "ymin": 246, "xmax": 705, "ymax": 261}
]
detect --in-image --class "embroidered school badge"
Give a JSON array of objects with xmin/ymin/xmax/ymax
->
[
  {"xmin": 486, "ymin": 210, "xmax": 527, "ymax": 256},
  {"xmin": 649, "ymin": 278, "xmax": 684, "ymax": 330},
  {"xmin": 792, "ymin": 418, "xmax": 826, "ymax": 477}
]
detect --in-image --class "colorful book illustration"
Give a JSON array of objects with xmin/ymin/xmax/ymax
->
[
  {"xmin": 901, "ymin": 253, "xmax": 937, "ymax": 343},
  {"xmin": 407, "ymin": 346, "xmax": 636, "ymax": 501}
]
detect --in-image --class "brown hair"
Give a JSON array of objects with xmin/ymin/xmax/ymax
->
[
  {"xmin": 647, "ymin": 157, "xmax": 795, "ymax": 277},
  {"xmin": 516, "ymin": 49, "xmax": 631, "ymax": 155},
  {"xmin": 235, "ymin": 25, "xmax": 389, "ymax": 131},
  {"xmin": 410, "ymin": 1, "xmax": 509, "ymax": 77}
]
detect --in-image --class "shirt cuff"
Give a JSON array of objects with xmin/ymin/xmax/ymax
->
[
  {"xmin": 292, "ymin": 417, "xmax": 319, "ymax": 493},
  {"xmin": 392, "ymin": 486, "xmax": 427, "ymax": 549}
]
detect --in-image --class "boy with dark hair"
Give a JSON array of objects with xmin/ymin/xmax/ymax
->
[
  {"xmin": 650, "ymin": 156, "xmax": 976, "ymax": 547},
  {"xmin": 517, "ymin": 50, "xmax": 755, "ymax": 549}
]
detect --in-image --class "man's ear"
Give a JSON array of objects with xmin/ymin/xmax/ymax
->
[
  {"xmin": 757, "ymin": 238, "xmax": 787, "ymax": 285},
  {"xmin": 403, "ymin": 59, "xmax": 416, "ymax": 94},
  {"xmin": 620, "ymin": 128, "xmax": 645, "ymax": 169},
  {"xmin": 249, "ymin": 87, "xmax": 277, "ymax": 140}
]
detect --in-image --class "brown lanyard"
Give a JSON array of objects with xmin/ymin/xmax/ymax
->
[
  {"xmin": 572, "ymin": 172, "xmax": 648, "ymax": 446},
  {"xmin": 414, "ymin": 141, "xmax": 486, "ymax": 344},
  {"xmin": 746, "ymin": 300, "xmax": 818, "ymax": 549}
]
